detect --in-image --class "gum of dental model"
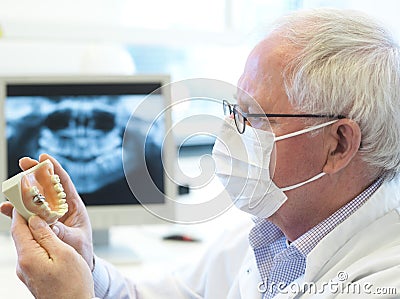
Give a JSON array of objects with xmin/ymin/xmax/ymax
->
[{"xmin": 2, "ymin": 159, "xmax": 68, "ymax": 225}]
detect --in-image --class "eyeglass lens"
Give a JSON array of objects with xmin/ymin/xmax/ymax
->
[
  {"xmin": 222, "ymin": 100, "xmax": 246, "ymax": 133},
  {"xmin": 223, "ymin": 100, "xmax": 232, "ymax": 116},
  {"xmin": 233, "ymin": 106, "xmax": 246, "ymax": 133}
]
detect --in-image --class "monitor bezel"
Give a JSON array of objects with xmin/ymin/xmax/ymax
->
[{"xmin": 0, "ymin": 75, "xmax": 176, "ymax": 231}]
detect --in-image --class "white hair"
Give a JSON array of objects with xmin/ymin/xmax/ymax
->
[{"xmin": 273, "ymin": 8, "xmax": 400, "ymax": 180}]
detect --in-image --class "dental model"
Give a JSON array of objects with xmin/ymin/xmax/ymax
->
[{"xmin": 2, "ymin": 159, "xmax": 68, "ymax": 225}]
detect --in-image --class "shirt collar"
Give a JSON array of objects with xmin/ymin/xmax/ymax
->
[
  {"xmin": 249, "ymin": 178, "xmax": 384, "ymax": 255},
  {"xmin": 292, "ymin": 177, "xmax": 383, "ymax": 257}
]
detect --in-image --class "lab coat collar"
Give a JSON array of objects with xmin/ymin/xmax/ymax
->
[{"xmin": 304, "ymin": 176, "xmax": 400, "ymax": 281}]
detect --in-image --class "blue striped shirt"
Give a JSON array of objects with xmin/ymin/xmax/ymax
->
[{"xmin": 249, "ymin": 178, "xmax": 383, "ymax": 298}]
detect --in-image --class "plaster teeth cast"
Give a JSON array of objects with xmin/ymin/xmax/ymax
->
[
  {"xmin": 30, "ymin": 186, "xmax": 40, "ymax": 196},
  {"xmin": 40, "ymin": 202, "xmax": 50, "ymax": 211},
  {"xmin": 29, "ymin": 180, "xmax": 67, "ymax": 213},
  {"xmin": 54, "ymin": 183, "xmax": 64, "ymax": 193},
  {"xmin": 58, "ymin": 192, "xmax": 66, "ymax": 199},
  {"xmin": 1, "ymin": 159, "xmax": 69, "ymax": 225},
  {"xmin": 33, "ymin": 193, "xmax": 46, "ymax": 205},
  {"xmin": 51, "ymin": 175, "xmax": 60, "ymax": 184}
]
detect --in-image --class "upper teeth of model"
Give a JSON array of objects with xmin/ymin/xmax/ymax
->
[{"xmin": 28, "ymin": 174, "xmax": 68, "ymax": 217}]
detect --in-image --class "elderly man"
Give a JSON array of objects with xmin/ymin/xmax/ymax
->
[{"xmin": 2, "ymin": 8, "xmax": 400, "ymax": 299}]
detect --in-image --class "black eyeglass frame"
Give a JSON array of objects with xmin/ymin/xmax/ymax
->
[{"xmin": 223, "ymin": 100, "xmax": 346, "ymax": 134}]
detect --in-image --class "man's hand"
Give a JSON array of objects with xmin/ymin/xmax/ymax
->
[
  {"xmin": 0, "ymin": 153, "xmax": 94, "ymax": 270},
  {"xmin": 11, "ymin": 210, "xmax": 94, "ymax": 299}
]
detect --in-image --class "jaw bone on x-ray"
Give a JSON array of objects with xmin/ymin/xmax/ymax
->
[
  {"xmin": 37, "ymin": 97, "xmax": 127, "ymax": 193},
  {"xmin": 7, "ymin": 95, "xmax": 150, "ymax": 205}
]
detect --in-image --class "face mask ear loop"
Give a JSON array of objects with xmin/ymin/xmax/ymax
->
[
  {"xmin": 280, "ymin": 172, "xmax": 326, "ymax": 192},
  {"xmin": 274, "ymin": 119, "xmax": 338, "ymax": 142}
]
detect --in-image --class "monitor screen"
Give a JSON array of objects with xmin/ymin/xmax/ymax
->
[{"xmin": 0, "ymin": 75, "xmax": 176, "ymax": 232}]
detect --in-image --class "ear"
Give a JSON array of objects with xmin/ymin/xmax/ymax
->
[{"xmin": 323, "ymin": 119, "xmax": 361, "ymax": 174}]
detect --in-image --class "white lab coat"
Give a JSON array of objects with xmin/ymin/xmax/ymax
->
[{"xmin": 94, "ymin": 177, "xmax": 400, "ymax": 298}]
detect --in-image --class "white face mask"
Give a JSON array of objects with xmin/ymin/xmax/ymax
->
[{"xmin": 212, "ymin": 117, "xmax": 338, "ymax": 218}]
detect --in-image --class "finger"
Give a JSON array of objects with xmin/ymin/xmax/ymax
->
[
  {"xmin": 51, "ymin": 221, "xmax": 88, "ymax": 243},
  {"xmin": 11, "ymin": 209, "xmax": 36, "ymax": 285},
  {"xmin": 11, "ymin": 209, "xmax": 36, "ymax": 257},
  {"xmin": 0, "ymin": 201, "xmax": 14, "ymax": 218},
  {"xmin": 51, "ymin": 221, "xmax": 65, "ymax": 239},
  {"xmin": 51, "ymin": 221, "xmax": 94, "ymax": 270},
  {"xmin": 19, "ymin": 157, "xmax": 39, "ymax": 171},
  {"xmin": 28, "ymin": 215, "xmax": 65, "ymax": 256}
]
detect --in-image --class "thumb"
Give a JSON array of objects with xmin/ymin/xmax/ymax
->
[
  {"xmin": 0, "ymin": 201, "xmax": 14, "ymax": 218},
  {"xmin": 28, "ymin": 216, "xmax": 64, "ymax": 254},
  {"xmin": 51, "ymin": 221, "xmax": 73, "ymax": 243}
]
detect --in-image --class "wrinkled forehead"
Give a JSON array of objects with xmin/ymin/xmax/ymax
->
[{"xmin": 235, "ymin": 34, "xmax": 292, "ymax": 115}]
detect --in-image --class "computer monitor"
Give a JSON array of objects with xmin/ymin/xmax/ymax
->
[{"xmin": 0, "ymin": 75, "xmax": 177, "ymax": 258}]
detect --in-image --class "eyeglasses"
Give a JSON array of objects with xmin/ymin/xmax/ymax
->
[{"xmin": 223, "ymin": 100, "xmax": 345, "ymax": 134}]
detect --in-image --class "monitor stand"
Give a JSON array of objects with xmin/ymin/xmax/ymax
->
[{"xmin": 92, "ymin": 229, "xmax": 141, "ymax": 264}]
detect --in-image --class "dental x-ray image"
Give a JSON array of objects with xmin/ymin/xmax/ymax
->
[{"xmin": 6, "ymin": 93, "xmax": 164, "ymax": 206}]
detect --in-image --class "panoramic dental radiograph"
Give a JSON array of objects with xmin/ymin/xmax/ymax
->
[
  {"xmin": 6, "ymin": 94, "xmax": 162, "ymax": 206},
  {"xmin": 2, "ymin": 159, "xmax": 68, "ymax": 225},
  {"xmin": 37, "ymin": 97, "xmax": 128, "ymax": 194}
]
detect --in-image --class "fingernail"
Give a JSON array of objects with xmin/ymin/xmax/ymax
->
[
  {"xmin": 29, "ymin": 216, "xmax": 46, "ymax": 230},
  {"xmin": 52, "ymin": 224, "xmax": 60, "ymax": 235}
]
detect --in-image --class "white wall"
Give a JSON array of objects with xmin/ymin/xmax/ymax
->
[{"xmin": 0, "ymin": 40, "xmax": 135, "ymax": 76}]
